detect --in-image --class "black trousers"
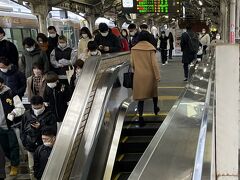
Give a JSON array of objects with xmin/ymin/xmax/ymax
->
[
  {"xmin": 169, "ymin": 49, "xmax": 173, "ymax": 59},
  {"xmin": 183, "ymin": 63, "xmax": 189, "ymax": 79},
  {"xmin": 161, "ymin": 49, "xmax": 167, "ymax": 64},
  {"xmin": 138, "ymin": 97, "xmax": 158, "ymax": 117}
]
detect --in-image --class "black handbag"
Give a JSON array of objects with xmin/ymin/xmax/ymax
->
[{"xmin": 123, "ymin": 67, "xmax": 134, "ymax": 88}]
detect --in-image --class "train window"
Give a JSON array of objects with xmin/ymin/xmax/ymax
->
[
  {"xmin": 12, "ymin": 28, "xmax": 23, "ymax": 52},
  {"xmin": 22, "ymin": 29, "xmax": 31, "ymax": 39},
  {"xmin": 3, "ymin": 28, "xmax": 12, "ymax": 42},
  {"xmin": 31, "ymin": 29, "xmax": 38, "ymax": 40}
]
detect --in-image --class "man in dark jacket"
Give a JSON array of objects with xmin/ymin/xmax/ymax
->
[
  {"xmin": 128, "ymin": 23, "xmax": 139, "ymax": 49},
  {"xmin": 21, "ymin": 95, "xmax": 57, "ymax": 179},
  {"xmin": 48, "ymin": 26, "xmax": 59, "ymax": 55},
  {"xmin": 20, "ymin": 37, "xmax": 49, "ymax": 78},
  {"xmin": 180, "ymin": 24, "xmax": 197, "ymax": 81},
  {"xmin": 0, "ymin": 77, "xmax": 25, "ymax": 176},
  {"xmin": 159, "ymin": 31, "xmax": 169, "ymax": 65},
  {"xmin": 94, "ymin": 23, "xmax": 121, "ymax": 54},
  {"xmin": 0, "ymin": 145, "xmax": 5, "ymax": 180},
  {"xmin": 0, "ymin": 27, "xmax": 19, "ymax": 68},
  {"xmin": 34, "ymin": 127, "xmax": 57, "ymax": 180},
  {"xmin": 140, "ymin": 24, "xmax": 157, "ymax": 48},
  {"xmin": 0, "ymin": 57, "xmax": 26, "ymax": 99}
]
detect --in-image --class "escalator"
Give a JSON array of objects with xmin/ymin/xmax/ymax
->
[{"xmin": 111, "ymin": 115, "xmax": 165, "ymax": 180}]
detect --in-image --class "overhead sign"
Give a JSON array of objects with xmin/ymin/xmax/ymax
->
[{"xmin": 122, "ymin": 0, "xmax": 182, "ymax": 14}]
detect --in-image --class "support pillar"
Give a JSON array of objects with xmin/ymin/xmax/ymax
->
[
  {"xmin": 31, "ymin": 0, "xmax": 49, "ymax": 34},
  {"xmin": 229, "ymin": 0, "xmax": 236, "ymax": 44},
  {"xmin": 236, "ymin": 0, "xmax": 240, "ymax": 39},
  {"xmin": 86, "ymin": 14, "xmax": 96, "ymax": 32},
  {"xmin": 220, "ymin": 0, "xmax": 228, "ymax": 42},
  {"xmin": 201, "ymin": 8, "xmax": 205, "ymax": 21}
]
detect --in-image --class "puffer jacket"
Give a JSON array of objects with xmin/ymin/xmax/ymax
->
[
  {"xmin": 0, "ymin": 65, "xmax": 26, "ymax": 98},
  {"xmin": 20, "ymin": 46, "xmax": 49, "ymax": 78},
  {"xmin": 20, "ymin": 107, "xmax": 57, "ymax": 152}
]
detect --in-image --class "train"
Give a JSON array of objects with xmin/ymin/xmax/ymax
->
[{"xmin": 0, "ymin": 3, "xmax": 88, "ymax": 52}]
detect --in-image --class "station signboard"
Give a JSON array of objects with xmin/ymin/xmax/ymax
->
[{"xmin": 122, "ymin": 0, "xmax": 182, "ymax": 14}]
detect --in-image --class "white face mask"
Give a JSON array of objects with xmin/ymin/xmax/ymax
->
[
  {"xmin": 33, "ymin": 106, "xmax": 45, "ymax": 116},
  {"xmin": 161, "ymin": 34, "xmax": 165, "ymax": 37},
  {"xmin": 90, "ymin": 51, "xmax": 98, "ymax": 56},
  {"xmin": 82, "ymin": 34, "xmax": 88, "ymax": 38},
  {"xmin": 47, "ymin": 82, "xmax": 57, "ymax": 89},
  {"xmin": 26, "ymin": 46, "xmax": 35, "ymax": 52},
  {"xmin": 129, "ymin": 31, "xmax": 136, "ymax": 37},
  {"xmin": 216, "ymin": 35, "xmax": 221, "ymax": 40},
  {"xmin": 49, "ymin": 33, "xmax": 56, "ymax": 38},
  {"xmin": 0, "ymin": 68, "xmax": 8, "ymax": 73},
  {"xmin": 202, "ymin": 30, "xmax": 206, "ymax": 34},
  {"xmin": 43, "ymin": 142, "xmax": 53, "ymax": 147},
  {"xmin": 59, "ymin": 43, "xmax": 67, "ymax": 48},
  {"xmin": 101, "ymin": 32, "xmax": 109, "ymax": 37}
]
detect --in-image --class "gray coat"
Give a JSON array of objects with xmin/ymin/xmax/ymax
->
[
  {"xmin": 0, "ymin": 145, "xmax": 5, "ymax": 179},
  {"xmin": 20, "ymin": 47, "xmax": 49, "ymax": 78}
]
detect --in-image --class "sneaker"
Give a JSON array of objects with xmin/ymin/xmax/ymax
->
[
  {"xmin": 9, "ymin": 166, "xmax": 18, "ymax": 176},
  {"xmin": 183, "ymin": 78, "xmax": 188, "ymax": 82},
  {"xmin": 166, "ymin": 61, "xmax": 168, "ymax": 64},
  {"xmin": 162, "ymin": 63, "xmax": 166, "ymax": 66}
]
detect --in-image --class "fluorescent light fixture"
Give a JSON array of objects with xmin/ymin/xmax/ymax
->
[
  {"xmin": 164, "ymin": 15, "xmax": 169, "ymax": 18},
  {"xmin": 198, "ymin": 0, "xmax": 203, "ymax": 6},
  {"xmin": 79, "ymin": 12, "xmax": 85, "ymax": 16}
]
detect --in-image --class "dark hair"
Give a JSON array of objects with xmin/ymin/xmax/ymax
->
[
  {"xmin": 22, "ymin": 37, "xmax": 36, "ymax": 47},
  {"xmin": 161, "ymin": 31, "xmax": 165, "ymax": 34},
  {"xmin": 80, "ymin": 27, "xmax": 92, "ymax": 39},
  {"xmin": 140, "ymin": 24, "xmax": 148, "ymax": 30},
  {"xmin": 93, "ymin": 30, "xmax": 100, "ymax": 36},
  {"xmin": 138, "ymin": 31, "xmax": 151, "ymax": 43},
  {"xmin": 42, "ymin": 127, "xmax": 57, "ymax": 136},
  {"xmin": 87, "ymin": 41, "xmax": 98, "ymax": 51},
  {"xmin": 32, "ymin": 62, "xmax": 44, "ymax": 72},
  {"xmin": 121, "ymin": 29, "xmax": 128, "ymax": 37},
  {"xmin": 0, "ymin": 56, "xmax": 10, "ymax": 66},
  {"xmin": 0, "ymin": 27, "xmax": 5, "ymax": 36},
  {"xmin": 58, "ymin": 35, "xmax": 67, "ymax": 42},
  {"xmin": 37, "ymin": 33, "xmax": 48, "ymax": 43},
  {"xmin": 45, "ymin": 71, "xmax": 59, "ymax": 83},
  {"xmin": 186, "ymin": 24, "xmax": 192, "ymax": 30},
  {"xmin": 128, "ymin": 23, "xmax": 136, "ymax": 30},
  {"xmin": 99, "ymin": 23, "xmax": 109, "ymax": 32},
  {"xmin": 30, "ymin": 95, "xmax": 44, "ymax": 105},
  {"xmin": 48, "ymin": 26, "xmax": 57, "ymax": 32},
  {"xmin": 74, "ymin": 59, "xmax": 84, "ymax": 69},
  {"xmin": 0, "ymin": 77, "xmax": 4, "ymax": 84}
]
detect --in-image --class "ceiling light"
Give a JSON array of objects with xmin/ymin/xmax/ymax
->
[{"xmin": 198, "ymin": 0, "xmax": 203, "ymax": 6}]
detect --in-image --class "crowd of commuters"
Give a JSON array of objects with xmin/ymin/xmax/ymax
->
[{"xmin": 0, "ymin": 21, "xmax": 222, "ymax": 179}]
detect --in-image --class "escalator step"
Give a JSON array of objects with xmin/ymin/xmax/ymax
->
[
  {"xmin": 124, "ymin": 115, "xmax": 166, "ymax": 124},
  {"xmin": 122, "ymin": 123, "xmax": 160, "ymax": 136},
  {"xmin": 120, "ymin": 136, "xmax": 153, "ymax": 144}
]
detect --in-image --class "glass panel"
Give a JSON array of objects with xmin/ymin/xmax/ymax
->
[
  {"xmin": 12, "ymin": 28, "xmax": 23, "ymax": 52},
  {"xmin": 22, "ymin": 29, "xmax": 31, "ymax": 39},
  {"xmin": 3, "ymin": 28, "xmax": 12, "ymax": 42},
  {"xmin": 31, "ymin": 29, "xmax": 38, "ymax": 40}
]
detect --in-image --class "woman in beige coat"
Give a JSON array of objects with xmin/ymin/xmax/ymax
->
[{"xmin": 131, "ymin": 31, "xmax": 160, "ymax": 125}]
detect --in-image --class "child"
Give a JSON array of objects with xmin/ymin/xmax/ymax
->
[
  {"xmin": 0, "ymin": 77, "xmax": 25, "ymax": 176},
  {"xmin": 87, "ymin": 41, "xmax": 101, "ymax": 57},
  {"xmin": 43, "ymin": 72, "xmax": 71, "ymax": 129},
  {"xmin": 34, "ymin": 127, "xmax": 57, "ymax": 180},
  {"xmin": 70, "ymin": 59, "xmax": 84, "ymax": 91}
]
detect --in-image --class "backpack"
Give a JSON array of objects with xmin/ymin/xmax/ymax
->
[{"xmin": 186, "ymin": 32, "xmax": 199, "ymax": 54}]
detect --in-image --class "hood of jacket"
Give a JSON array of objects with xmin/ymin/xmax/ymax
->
[
  {"xmin": 0, "ymin": 85, "xmax": 10, "ymax": 95},
  {"xmin": 131, "ymin": 41, "xmax": 156, "ymax": 51}
]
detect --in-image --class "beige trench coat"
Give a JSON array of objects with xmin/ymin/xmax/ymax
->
[{"xmin": 131, "ymin": 41, "xmax": 160, "ymax": 100}]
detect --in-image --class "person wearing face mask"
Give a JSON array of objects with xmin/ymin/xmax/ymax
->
[
  {"xmin": 26, "ymin": 63, "xmax": 47, "ymax": 102},
  {"xmin": 43, "ymin": 72, "xmax": 71, "ymax": 130},
  {"xmin": 20, "ymin": 37, "xmax": 49, "ymax": 78},
  {"xmin": 0, "ymin": 27, "xmax": 19, "ymax": 69},
  {"xmin": 94, "ymin": 23, "xmax": 121, "ymax": 54},
  {"xmin": 128, "ymin": 23, "xmax": 139, "ymax": 49},
  {"xmin": 37, "ymin": 33, "xmax": 51, "ymax": 61},
  {"xmin": 158, "ymin": 31, "xmax": 169, "ymax": 65},
  {"xmin": 87, "ymin": 41, "xmax": 102, "ymax": 57},
  {"xmin": 33, "ymin": 127, "xmax": 57, "ymax": 180},
  {"xmin": 47, "ymin": 26, "xmax": 59, "ymax": 56},
  {"xmin": 77, "ymin": 27, "xmax": 93, "ymax": 59},
  {"xmin": 199, "ymin": 28, "xmax": 211, "ymax": 54},
  {"xmin": 209, "ymin": 33, "xmax": 224, "ymax": 55},
  {"xmin": 112, "ymin": 27, "xmax": 130, "ymax": 52},
  {"xmin": 20, "ymin": 95, "xmax": 57, "ymax": 180},
  {"xmin": 0, "ymin": 56, "xmax": 26, "ymax": 99},
  {"xmin": 70, "ymin": 59, "xmax": 84, "ymax": 91},
  {"xmin": 50, "ymin": 35, "xmax": 77, "ymax": 85},
  {"xmin": 0, "ymin": 77, "xmax": 25, "ymax": 177}
]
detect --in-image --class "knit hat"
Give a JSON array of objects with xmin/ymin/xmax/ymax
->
[{"xmin": 0, "ymin": 27, "xmax": 5, "ymax": 36}]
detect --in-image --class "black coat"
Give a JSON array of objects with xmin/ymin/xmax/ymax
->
[
  {"xmin": 129, "ymin": 32, "xmax": 139, "ymax": 49},
  {"xmin": 180, "ymin": 31, "xmax": 196, "ymax": 64},
  {"xmin": 20, "ymin": 108, "xmax": 57, "ymax": 152},
  {"xmin": 34, "ymin": 144, "xmax": 52, "ymax": 180},
  {"xmin": 0, "ymin": 40, "xmax": 19, "ymax": 68},
  {"xmin": 94, "ymin": 30, "xmax": 121, "ymax": 53},
  {"xmin": 0, "ymin": 145, "xmax": 5, "ymax": 179},
  {"xmin": 159, "ymin": 36, "xmax": 168, "ymax": 50},
  {"xmin": 48, "ymin": 34, "xmax": 59, "ymax": 55},
  {"xmin": 168, "ymin": 33, "xmax": 174, "ymax": 50},
  {"xmin": 43, "ymin": 83, "xmax": 71, "ymax": 122},
  {"xmin": 0, "ymin": 65, "xmax": 26, "ymax": 98}
]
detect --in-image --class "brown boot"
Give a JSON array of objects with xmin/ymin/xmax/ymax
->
[{"xmin": 9, "ymin": 166, "xmax": 18, "ymax": 176}]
